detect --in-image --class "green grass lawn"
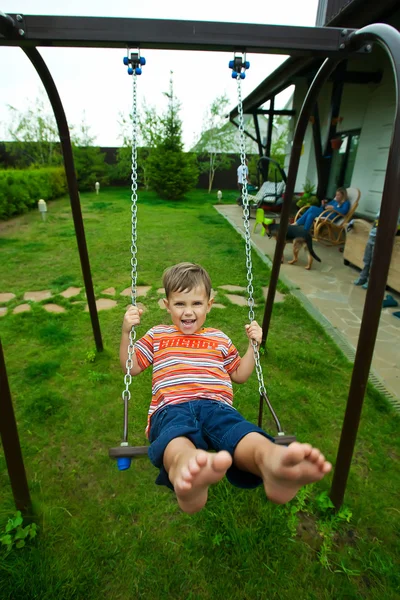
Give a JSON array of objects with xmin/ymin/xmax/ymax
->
[{"xmin": 0, "ymin": 187, "xmax": 399, "ymax": 600}]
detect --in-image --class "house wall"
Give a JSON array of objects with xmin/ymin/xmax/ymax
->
[
  {"xmin": 290, "ymin": 47, "xmax": 396, "ymax": 218},
  {"xmin": 349, "ymin": 70, "xmax": 395, "ymax": 218}
]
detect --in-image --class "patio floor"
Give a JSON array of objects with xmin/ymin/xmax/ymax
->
[{"xmin": 215, "ymin": 204, "xmax": 400, "ymax": 402}]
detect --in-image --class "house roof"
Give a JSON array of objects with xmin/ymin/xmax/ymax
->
[{"xmin": 229, "ymin": 0, "xmax": 399, "ymax": 120}]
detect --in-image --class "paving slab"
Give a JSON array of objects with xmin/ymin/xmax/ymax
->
[
  {"xmin": 120, "ymin": 286, "xmax": 151, "ymax": 297},
  {"xmin": 0, "ymin": 307, "xmax": 7, "ymax": 317},
  {"xmin": 61, "ymin": 287, "xmax": 81, "ymax": 298},
  {"xmin": 225, "ymin": 294, "xmax": 248, "ymax": 307},
  {"xmin": 24, "ymin": 290, "xmax": 52, "ymax": 302},
  {"xmin": 0, "ymin": 293, "xmax": 16, "ymax": 303},
  {"xmin": 85, "ymin": 299, "xmax": 117, "ymax": 312},
  {"xmin": 101, "ymin": 287, "xmax": 116, "ymax": 296},
  {"xmin": 219, "ymin": 285, "xmax": 246, "ymax": 292},
  {"xmin": 13, "ymin": 304, "xmax": 31, "ymax": 314},
  {"xmin": 43, "ymin": 304, "xmax": 67, "ymax": 314},
  {"xmin": 262, "ymin": 287, "xmax": 285, "ymax": 303}
]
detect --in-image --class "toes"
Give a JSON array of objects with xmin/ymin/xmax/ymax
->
[
  {"xmin": 180, "ymin": 466, "xmax": 192, "ymax": 481},
  {"xmin": 177, "ymin": 479, "xmax": 192, "ymax": 491},
  {"xmin": 308, "ymin": 448, "xmax": 322, "ymax": 463},
  {"xmin": 195, "ymin": 451, "xmax": 208, "ymax": 468},
  {"xmin": 188, "ymin": 456, "xmax": 203, "ymax": 475},
  {"xmin": 213, "ymin": 451, "xmax": 232, "ymax": 472},
  {"xmin": 300, "ymin": 443, "xmax": 313, "ymax": 457},
  {"xmin": 323, "ymin": 461, "xmax": 332, "ymax": 474}
]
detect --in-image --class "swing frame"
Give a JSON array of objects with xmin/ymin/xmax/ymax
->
[{"xmin": 1, "ymin": 11, "xmax": 400, "ymax": 510}]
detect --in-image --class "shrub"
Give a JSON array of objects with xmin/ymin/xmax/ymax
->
[
  {"xmin": 146, "ymin": 148, "xmax": 198, "ymax": 200},
  {"xmin": 0, "ymin": 167, "xmax": 67, "ymax": 219}
]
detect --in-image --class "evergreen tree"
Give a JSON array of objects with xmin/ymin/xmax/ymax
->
[{"xmin": 145, "ymin": 73, "xmax": 198, "ymax": 200}]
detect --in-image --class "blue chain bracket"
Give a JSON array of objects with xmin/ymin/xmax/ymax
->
[
  {"xmin": 228, "ymin": 53, "xmax": 250, "ymax": 79},
  {"xmin": 123, "ymin": 50, "xmax": 146, "ymax": 76}
]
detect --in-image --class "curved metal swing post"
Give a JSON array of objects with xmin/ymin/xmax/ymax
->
[
  {"xmin": 109, "ymin": 52, "xmax": 149, "ymax": 470},
  {"xmin": 330, "ymin": 23, "xmax": 400, "ymax": 510},
  {"xmin": 21, "ymin": 46, "xmax": 103, "ymax": 353},
  {"xmin": 235, "ymin": 64, "xmax": 295, "ymax": 445}
]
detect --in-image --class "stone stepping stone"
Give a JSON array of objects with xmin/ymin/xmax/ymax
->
[
  {"xmin": 13, "ymin": 304, "xmax": 31, "ymax": 314},
  {"xmin": 85, "ymin": 298, "xmax": 117, "ymax": 312},
  {"xmin": 212, "ymin": 303, "xmax": 226, "ymax": 309},
  {"xmin": 0, "ymin": 307, "xmax": 7, "ymax": 317},
  {"xmin": 101, "ymin": 287, "xmax": 116, "ymax": 296},
  {"xmin": 121, "ymin": 286, "xmax": 151, "ymax": 297},
  {"xmin": 262, "ymin": 287, "xmax": 285, "ymax": 303},
  {"xmin": 61, "ymin": 287, "xmax": 81, "ymax": 299},
  {"xmin": 43, "ymin": 304, "xmax": 67, "ymax": 314},
  {"xmin": 0, "ymin": 292, "xmax": 16, "ymax": 303},
  {"xmin": 125, "ymin": 302, "xmax": 147, "ymax": 313},
  {"xmin": 158, "ymin": 298, "xmax": 166, "ymax": 310},
  {"xmin": 24, "ymin": 290, "xmax": 52, "ymax": 302},
  {"xmin": 219, "ymin": 285, "xmax": 246, "ymax": 292},
  {"xmin": 226, "ymin": 294, "xmax": 248, "ymax": 307}
]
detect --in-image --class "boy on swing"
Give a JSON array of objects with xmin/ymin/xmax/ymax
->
[{"xmin": 120, "ymin": 262, "xmax": 331, "ymax": 514}]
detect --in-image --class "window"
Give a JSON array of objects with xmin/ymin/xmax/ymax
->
[{"xmin": 327, "ymin": 130, "xmax": 360, "ymax": 198}]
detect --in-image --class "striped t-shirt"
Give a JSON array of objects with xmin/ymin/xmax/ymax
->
[{"xmin": 134, "ymin": 325, "xmax": 241, "ymax": 436}]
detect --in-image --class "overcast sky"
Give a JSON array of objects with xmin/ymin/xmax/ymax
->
[{"xmin": 0, "ymin": 0, "xmax": 319, "ymax": 149}]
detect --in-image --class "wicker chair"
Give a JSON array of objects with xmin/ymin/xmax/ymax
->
[
  {"xmin": 314, "ymin": 187, "xmax": 361, "ymax": 245},
  {"xmin": 294, "ymin": 187, "xmax": 361, "ymax": 244}
]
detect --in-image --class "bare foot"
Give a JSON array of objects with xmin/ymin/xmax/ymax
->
[
  {"xmin": 170, "ymin": 450, "xmax": 232, "ymax": 514},
  {"xmin": 260, "ymin": 442, "xmax": 331, "ymax": 504},
  {"xmin": 287, "ymin": 259, "xmax": 297, "ymax": 265},
  {"xmin": 305, "ymin": 266, "xmax": 311, "ymax": 270}
]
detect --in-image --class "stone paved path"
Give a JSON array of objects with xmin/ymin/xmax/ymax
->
[
  {"xmin": 215, "ymin": 203, "xmax": 400, "ymax": 400},
  {"xmin": 0, "ymin": 285, "xmax": 285, "ymax": 317}
]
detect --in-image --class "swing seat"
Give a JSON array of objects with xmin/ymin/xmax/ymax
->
[
  {"xmin": 273, "ymin": 434, "xmax": 297, "ymax": 446},
  {"xmin": 109, "ymin": 444, "xmax": 148, "ymax": 471}
]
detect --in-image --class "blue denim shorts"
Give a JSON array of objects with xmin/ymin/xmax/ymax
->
[{"xmin": 148, "ymin": 399, "xmax": 274, "ymax": 490}]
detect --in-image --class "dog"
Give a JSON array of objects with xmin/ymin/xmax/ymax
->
[{"xmin": 264, "ymin": 221, "xmax": 321, "ymax": 270}]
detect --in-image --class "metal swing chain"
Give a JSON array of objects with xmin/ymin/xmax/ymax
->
[
  {"xmin": 236, "ymin": 74, "xmax": 268, "ymax": 401},
  {"xmin": 121, "ymin": 72, "xmax": 139, "ymax": 414}
]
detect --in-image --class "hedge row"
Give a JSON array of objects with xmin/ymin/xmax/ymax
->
[{"xmin": 0, "ymin": 167, "xmax": 67, "ymax": 220}]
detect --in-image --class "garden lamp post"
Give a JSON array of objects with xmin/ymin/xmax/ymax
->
[{"xmin": 38, "ymin": 199, "xmax": 47, "ymax": 221}]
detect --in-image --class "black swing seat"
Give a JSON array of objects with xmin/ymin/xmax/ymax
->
[
  {"xmin": 109, "ymin": 445, "xmax": 148, "ymax": 458},
  {"xmin": 273, "ymin": 434, "xmax": 297, "ymax": 445}
]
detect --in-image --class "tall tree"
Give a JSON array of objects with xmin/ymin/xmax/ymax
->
[
  {"xmin": 71, "ymin": 116, "xmax": 109, "ymax": 191},
  {"xmin": 114, "ymin": 103, "xmax": 160, "ymax": 187},
  {"xmin": 193, "ymin": 94, "xmax": 235, "ymax": 193},
  {"xmin": 5, "ymin": 96, "xmax": 62, "ymax": 167},
  {"xmin": 145, "ymin": 72, "xmax": 198, "ymax": 200}
]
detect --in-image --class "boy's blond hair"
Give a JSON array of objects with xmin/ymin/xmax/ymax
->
[{"xmin": 163, "ymin": 263, "xmax": 212, "ymax": 299}]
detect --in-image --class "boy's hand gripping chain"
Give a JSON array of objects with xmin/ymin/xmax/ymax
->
[
  {"xmin": 109, "ymin": 52, "xmax": 148, "ymax": 470},
  {"xmin": 232, "ymin": 56, "xmax": 295, "ymax": 445}
]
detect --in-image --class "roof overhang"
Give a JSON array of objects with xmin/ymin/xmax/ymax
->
[{"xmin": 229, "ymin": 0, "xmax": 399, "ymax": 120}]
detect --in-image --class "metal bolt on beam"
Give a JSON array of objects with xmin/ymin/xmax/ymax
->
[
  {"xmin": 16, "ymin": 14, "xmax": 23, "ymax": 21},
  {"xmin": 18, "ymin": 28, "xmax": 25, "ymax": 36}
]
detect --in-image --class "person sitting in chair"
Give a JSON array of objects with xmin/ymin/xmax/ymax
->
[{"xmin": 295, "ymin": 187, "xmax": 350, "ymax": 232}]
